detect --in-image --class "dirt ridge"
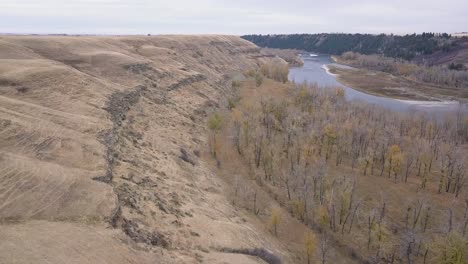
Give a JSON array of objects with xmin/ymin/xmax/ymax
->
[{"xmin": 94, "ymin": 84, "xmax": 148, "ymax": 184}]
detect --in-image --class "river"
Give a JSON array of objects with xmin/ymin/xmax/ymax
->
[{"xmin": 288, "ymin": 54, "xmax": 466, "ymax": 113}]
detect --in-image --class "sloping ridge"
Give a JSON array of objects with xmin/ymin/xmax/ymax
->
[{"xmin": 0, "ymin": 36, "xmax": 292, "ymax": 263}]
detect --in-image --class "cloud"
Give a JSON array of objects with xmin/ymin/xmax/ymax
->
[{"xmin": 0, "ymin": 0, "xmax": 466, "ymax": 34}]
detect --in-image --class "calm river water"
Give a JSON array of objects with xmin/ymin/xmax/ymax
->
[{"xmin": 288, "ymin": 54, "xmax": 466, "ymax": 113}]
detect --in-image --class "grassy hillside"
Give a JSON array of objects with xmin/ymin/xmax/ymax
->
[
  {"xmin": 0, "ymin": 35, "xmax": 299, "ymax": 264},
  {"xmin": 2, "ymin": 35, "xmax": 467, "ymax": 264}
]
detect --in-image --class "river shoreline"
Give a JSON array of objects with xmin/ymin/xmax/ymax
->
[
  {"xmin": 289, "ymin": 53, "xmax": 467, "ymax": 112},
  {"xmin": 329, "ymin": 55, "xmax": 468, "ymax": 104}
]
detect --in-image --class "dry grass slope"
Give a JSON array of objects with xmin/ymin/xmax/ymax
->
[{"xmin": 0, "ymin": 35, "xmax": 294, "ymax": 263}]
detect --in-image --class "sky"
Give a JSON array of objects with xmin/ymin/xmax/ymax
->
[{"xmin": 1, "ymin": 0, "xmax": 467, "ymax": 35}]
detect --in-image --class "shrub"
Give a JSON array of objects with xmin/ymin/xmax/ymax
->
[
  {"xmin": 255, "ymin": 73, "xmax": 264, "ymax": 87},
  {"xmin": 290, "ymin": 199, "xmax": 306, "ymax": 220},
  {"xmin": 244, "ymin": 69, "xmax": 257, "ymax": 78},
  {"xmin": 227, "ymin": 98, "xmax": 236, "ymax": 110},
  {"xmin": 232, "ymin": 80, "xmax": 242, "ymax": 88},
  {"xmin": 260, "ymin": 62, "xmax": 289, "ymax": 83},
  {"xmin": 342, "ymin": 51, "xmax": 357, "ymax": 60},
  {"xmin": 336, "ymin": 87, "xmax": 345, "ymax": 98},
  {"xmin": 448, "ymin": 63, "xmax": 464, "ymax": 71},
  {"xmin": 208, "ymin": 113, "xmax": 223, "ymax": 131}
]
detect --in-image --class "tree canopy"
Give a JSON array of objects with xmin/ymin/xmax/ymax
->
[{"xmin": 242, "ymin": 33, "xmax": 460, "ymax": 60}]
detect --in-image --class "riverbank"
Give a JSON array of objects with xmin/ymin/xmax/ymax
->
[
  {"xmin": 330, "ymin": 56, "xmax": 468, "ymax": 102},
  {"xmin": 328, "ymin": 66, "xmax": 466, "ymax": 102},
  {"xmin": 290, "ymin": 54, "xmax": 468, "ymax": 112},
  {"xmin": 321, "ymin": 64, "xmax": 338, "ymax": 76}
]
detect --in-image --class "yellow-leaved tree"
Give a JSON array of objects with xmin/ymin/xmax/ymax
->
[
  {"xmin": 387, "ymin": 144, "xmax": 403, "ymax": 182},
  {"xmin": 304, "ymin": 232, "xmax": 317, "ymax": 264},
  {"xmin": 207, "ymin": 112, "xmax": 223, "ymax": 158},
  {"xmin": 269, "ymin": 208, "xmax": 281, "ymax": 236},
  {"xmin": 431, "ymin": 231, "xmax": 468, "ymax": 264}
]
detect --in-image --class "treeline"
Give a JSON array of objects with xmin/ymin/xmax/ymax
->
[
  {"xmin": 210, "ymin": 69, "xmax": 468, "ymax": 263},
  {"xmin": 340, "ymin": 52, "xmax": 468, "ymax": 88},
  {"xmin": 242, "ymin": 33, "xmax": 460, "ymax": 60}
]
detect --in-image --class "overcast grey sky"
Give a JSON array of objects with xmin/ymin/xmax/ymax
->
[{"xmin": 1, "ymin": 0, "xmax": 467, "ymax": 35}]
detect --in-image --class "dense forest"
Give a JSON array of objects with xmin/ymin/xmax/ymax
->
[
  {"xmin": 242, "ymin": 33, "xmax": 461, "ymax": 60},
  {"xmin": 208, "ymin": 63, "xmax": 468, "ymax": 263}
]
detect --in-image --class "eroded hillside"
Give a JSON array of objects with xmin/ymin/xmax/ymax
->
[{"xmin": 0, "ymin": 35, "xmax": 294, "ymax": 263}]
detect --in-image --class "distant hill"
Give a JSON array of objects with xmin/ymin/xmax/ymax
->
[{"xmin": 242, "ymin": 33, "xmax": 464, "ymax": 61}]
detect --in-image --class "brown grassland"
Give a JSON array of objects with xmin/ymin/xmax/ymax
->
[{"xmin": 0, "ymin": 35, "xmax": 301, "ymax": 264}]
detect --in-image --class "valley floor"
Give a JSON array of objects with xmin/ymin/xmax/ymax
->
[{"xmin": 330, "ymin": 57, "xmax": 468, "ymax": 102}]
